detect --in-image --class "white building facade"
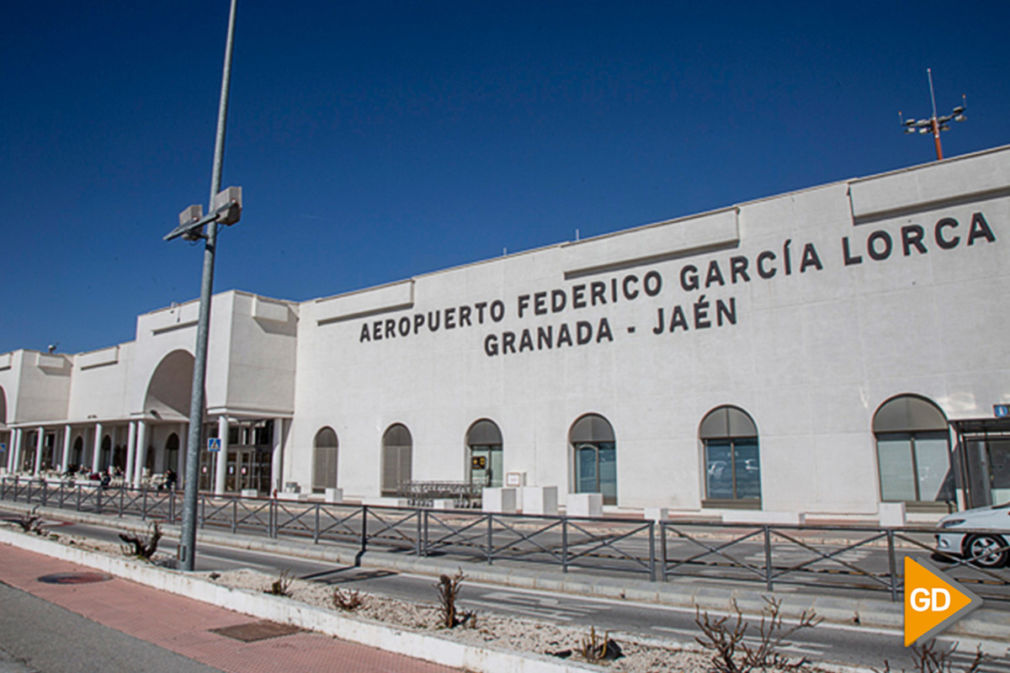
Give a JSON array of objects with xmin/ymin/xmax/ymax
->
[{"xmin": 2, "ymin": 146, "xmax": 1009, "ymax": 523}]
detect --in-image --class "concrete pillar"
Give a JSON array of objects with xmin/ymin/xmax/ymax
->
[
  {"xmin": 61, "ymin": 425, "xmax": 72, "ymax": 473},
  {"xmin": 271, "ymin": 418, "xmax": 283, "ymax": 495},
  {"xmin": 91, "ymin": 422, "xmax": 103, "ymax": 474},
  {"xmin": 34, "ymin": 427, "xmax": 44, "ymax": 475},
  {"xmin": 10, "ymin": 429, "xmax": 22, "ymax": 472},
  {"xmin": 125, "ymin": 421, "xmax": 137, "ymax": 485},
  {"xmin": 215, "ymin": 416, "xmax": 229, "ymax": 495},
  {"xmin": 134, "ymin": 421, "xmax": 148, "ymax": 487}
]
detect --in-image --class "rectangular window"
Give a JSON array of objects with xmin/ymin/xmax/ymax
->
[
  {"xmin": 705, "ymin": 440, "xmax": 734, "ymax": 500},
  {"xmin": 877, "ymin": 434, "xmax": 917, "ymax": 501}
]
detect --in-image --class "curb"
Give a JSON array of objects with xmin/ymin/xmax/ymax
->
[
  {"xmin": 3, "ymin": 501, "xmax": 1008, "ymax": 643},
  {"xmin": 0, "ymin": 527, "xmax": 604, "ymax": 673}
]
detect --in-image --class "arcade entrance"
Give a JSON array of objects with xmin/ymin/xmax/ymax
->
[{"xmin": 198, "ymin": 419, "xmax": 274, "ymax": 494}]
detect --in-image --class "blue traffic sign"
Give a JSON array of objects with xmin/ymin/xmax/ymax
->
[
  {"xmin": 207, "ymin": 437, "xmax": 222, "ymax": 452},
  {"xmin": 995, "ymin": 404, "xmax": 1009, "ymax": 419}
]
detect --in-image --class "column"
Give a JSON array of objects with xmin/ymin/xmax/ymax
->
[
  {"xmin": 125, "ymin": 421, "xmax": 137, "ymax": 486},
  {"xmin": 214, "ymin": 416, "xmax": 228, "ymax": 495},
  {"xmin": 134, "ymin": 421, "xmax": 148, "ymax": 487},
  {"xmin": 10, "ymin": 429, "xmax": 22, "ymax": 473},
  {"xmin": 34, "ymin": 427, "xmax": 44, "ymax": 475},
  {"xmin": 91, "ymin": 422, "xmax": 103, "ymax": 473},
  {"xmin": 271, "ymin": 418, "xmax": 283, "ymax": 496},
  {"xmin": 61, "ymin": 425, "xmax": 72, "ymax": 473},
  {"xmin": 177, "ymin": 423, "xmax": 187, "ymax": 477}
]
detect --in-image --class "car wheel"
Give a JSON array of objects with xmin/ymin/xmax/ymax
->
[{"xmin": 964, "ymin": 534, "xmax": 1009, "ymax": 568}]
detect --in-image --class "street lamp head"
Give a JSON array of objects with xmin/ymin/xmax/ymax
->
[
  {"xmin": 179, "ymin": 205, "xmax": 204, "ymax": 227},
  {"xmin": 213, "ymin": 186, "xmax": 242, "ymax": 226}
]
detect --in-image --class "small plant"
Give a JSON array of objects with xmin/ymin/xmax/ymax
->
[
  {"xmin": 16, "ymin": 506, "xmax": 45, "ymax": 535},
  {"xmin": 877, "ymin": 640, "xmax": 986, "ymax": 673},
  {"xmin": 332, "ymin": 587, "xmax": 364, "ymax": 612},
  {"xmin": 580, "ymin": 626, "xmax": 623, "ymax": 662},
  {"xmin": 694, "ymin": 597, "xmax": 821, "ymax": 673},
  {"xmin": 266, "ymin": 569, "xmax": 293, "ymax": 597},
  {"xmin": 435, "ymin": 569, "xmax": 475, "ymax": 628},
  {"xmin": 118, "ymin": 522, "xmax": 161, "ymax": 561}
]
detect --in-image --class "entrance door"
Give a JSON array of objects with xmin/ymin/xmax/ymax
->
[
  {"xmin": 199, "ymin": 450, "xmax": 217, "ymax": 491},
  {"xmin": 469, "ymin": 445, "xmax": 502, "ymax": 487},
  {"xmin": 967, "ymin": 439, "xmax": 1010, "ymax": 507},
  {"xmin": 574, "ymin": 443, "xmax": 616, "ymax": 505},
  {"xmin": 225, "ymin": 448, "xmax": 271, "ymax": 494}
]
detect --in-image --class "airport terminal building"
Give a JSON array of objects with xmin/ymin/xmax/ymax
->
[{"xmin": 1, "ymin": 146, "xmax": 1008, "ymax": 523}]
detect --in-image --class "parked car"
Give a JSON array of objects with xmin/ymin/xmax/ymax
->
[{"xmin": 935, "ymin": 501, "xmax": 1010, "ymax": 568}]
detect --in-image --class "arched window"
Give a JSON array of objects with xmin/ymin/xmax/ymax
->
[
  {"xmin": 873, "ymin": 395, "xmax": 952, "ymax": 504},
  {"xmin": 700, "ymin": 406, "xmax": 761, "ymax": 504},
  {"xmin": 466, "ymin": 419, "xmax": 503, "ymax": 487},
  {"xmin": 313, "ymin": 427, "xmax": 339, "ymax": 493},
  {"xmin": 382, "ymin": 424, "xmax": 412, "ymax": 496},
  {"xmin": 569, "ymin": 414, "xmax": 617, "ymax": 505}
]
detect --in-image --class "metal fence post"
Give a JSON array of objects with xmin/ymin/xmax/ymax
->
[
  {"xmin": 421, "ymin": 508, "xmax": 429, "ymax": 557},
  {"xmin": 232, "ymin": 498, "xmax": 238, "ymax": 534},
  {"xmin": 313, "ymin": 503, "xmax": 320, "ymax": 544},
  {"xmin": 763, "ymin": 526, "xmax": 774, "ymax": 592},
  {"xmin": 96, "ymin": 485, "xmax": 103, "ymax": 515},
  {"xmin": 118, "ymin": 485, "xmax": 125, "ymax": 517},
  {"xmin": 142, "ymin": 488, "xmax": 148, "ymax": 521},
  {"xmin": 562, "ymin": 517, "xmax": 569, "ymax": 574},
  {"xmin": 40, "ymin": 480, "xmax": 48, "ymax": 507},
  {"xmin": 415, "ymin": 508, "xmax": 422, "ymax": 557},
  {"xmin": 486, "ymin": 513, "xmax": 494, "ymax": 564},
  {"xmin": 357, "ymin": 505, "xmax": 368, "ymax": 563},
  {"xmin": 648, "ymin": 521, "xmax": 657, "ymax": 582},
  {"xmin": 76, "ymin": 484, "xmax": 82, "ymax": 512},
  {"xmin": 270, "ymin": 499, "xmax": 277, "ymax": 538},
  {"xmin": 658, "ymin": 521, "xmax": 668, "ymax": 582},
  {"xmin": 887, "ymin": 529, "xmax": 898, "ymax": 602},
  {"xmin": 169, "ymin": 491, "xmax": 176, "ymax": 523}
]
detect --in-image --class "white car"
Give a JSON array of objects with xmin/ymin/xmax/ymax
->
[{"xmin": 935, "ymin": 502, "xmax": 1010, "ymax": 568}]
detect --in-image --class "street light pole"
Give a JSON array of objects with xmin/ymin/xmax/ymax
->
[{"xmin": 177, "ymin": 0, "xmax": 239, "ymax": 571}]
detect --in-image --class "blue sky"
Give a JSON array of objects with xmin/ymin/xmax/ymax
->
[{"xmin": 2, "ymin": 1, "xmax": 1008, "ymax": 355}]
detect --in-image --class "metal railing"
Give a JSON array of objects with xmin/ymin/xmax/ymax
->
[{"xmin": 1, "ymin": 475, "xmax": 1007, "ymax": 602}]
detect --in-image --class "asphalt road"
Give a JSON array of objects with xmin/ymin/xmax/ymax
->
[
  {"xmin": 0, "ymin": 580, "xmax": 224, "ymax": 673},
  {"xmin": 24, "ymin": 516, "xmax": 1010, "ymax": 673}
]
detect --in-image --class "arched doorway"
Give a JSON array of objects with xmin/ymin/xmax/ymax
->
[
  {"xmin": 569, "ymin": 414, "xmax": 617, "ymax": 505},
  {"xmin": 873, "ymin": 394, "xmax": 952, "ymax": 507},
  {"xmin": 165, "ymin": 433, "xmax": 180, "ymax": 477},
  {"xmin": 466, "ymin": 419, "xmax": 503, "ymax": 487},
  {"xmin": 72, "ymin": 436, "xmax": 84, "ymax": 470},
  {"xmin": 313, "ymin": 427, "xmax": 339, "ymax": 493},
  {"xmin": 381, "ymin": 424, "xmax": 412, "ymax": 496},
  {"xmin": 100, "ymin": 435, "xmax": 112, "ymax": 472}
]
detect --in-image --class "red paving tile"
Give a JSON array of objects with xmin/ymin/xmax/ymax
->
[{"xmin": 0, "ymin": 542, "xmax": 460, "ymax": 673}]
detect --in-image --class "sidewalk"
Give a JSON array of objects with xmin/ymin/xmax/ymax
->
[{"xmin": 0, "ymin": 543, "xmax": 459, "ymax": 673}]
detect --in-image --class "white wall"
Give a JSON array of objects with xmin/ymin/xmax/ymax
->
[{"xmin": 288, "ymin": 147, "xmax": 1010, "ymax": 514}]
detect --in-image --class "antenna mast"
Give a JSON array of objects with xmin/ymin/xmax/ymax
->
[{"xmin": 898, "ymin": 68, "xmax": 967, "ymax": 161}]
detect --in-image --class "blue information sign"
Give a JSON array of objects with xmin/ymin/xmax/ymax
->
[
  {"xmin": 208, "ymin": 437, "xmax": 222, "ymax": 452},
  {"xmin": 995, "ymin": 404, "xmax": 1009, "ymax": 419},
  {"xmin": 0, "ymin": 443, "xmax": 5, "ymax": 453}
]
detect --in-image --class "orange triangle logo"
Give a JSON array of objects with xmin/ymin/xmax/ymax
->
[{"xmin": 904, "ymin": 557, "xmax": 982, "ymax": 646}]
